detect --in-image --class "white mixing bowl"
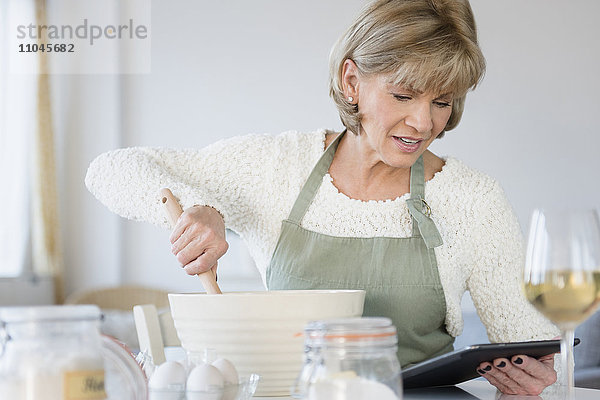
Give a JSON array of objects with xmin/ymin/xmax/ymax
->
[{"xmin": 169, "ymin": 290, "xmax": 365, "ymax": 396}]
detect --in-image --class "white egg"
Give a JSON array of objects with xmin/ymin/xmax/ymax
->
[
  {"xmin": 148, "ymin": 361, "xmax": 187, "ymax": 389},
  {"xmin": 211, "ymin": 358, "xmax": 239, "ymax": 386},
  {"xmin": 186, "ymin": 364, "xmax": 225, "ymax": 400}
]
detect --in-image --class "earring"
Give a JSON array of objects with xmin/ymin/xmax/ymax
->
[{"xmin": 347, "ymin": 96, "xmax": 354, "ymax": 102}]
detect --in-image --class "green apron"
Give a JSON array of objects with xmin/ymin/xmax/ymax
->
[{"xmin": 266, "ymin": 131, "xmax": 454, "ymax": 366}]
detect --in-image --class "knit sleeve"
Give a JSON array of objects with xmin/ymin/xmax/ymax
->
[
  {"xmin": 465, "ymin": 180, "xmax": 559, "ymax": 343},
  {"xmin": 84, "ymin": 133, "xmax": 279, "ymax": 234}
]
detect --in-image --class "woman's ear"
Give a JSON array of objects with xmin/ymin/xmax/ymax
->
[{"xmin": 342, "ymin": 59, "xmax": 360, "ymax": 103}]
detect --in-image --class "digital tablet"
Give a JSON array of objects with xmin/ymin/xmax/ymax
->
[{"xmin": 401, "ymin": 338, "xmax": 580, "ymax": 389}]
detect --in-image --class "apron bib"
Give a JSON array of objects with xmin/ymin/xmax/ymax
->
[{"xmin": 266, "ymin": 131, "xmax": 454, "ymax": 366}]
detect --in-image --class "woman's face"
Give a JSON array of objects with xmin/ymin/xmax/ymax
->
[{"xmin": 350, "ymin": 71, "xmax": 453, "ymax": 170}]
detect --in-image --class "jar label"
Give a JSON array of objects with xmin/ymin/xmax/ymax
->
[{"xmin": 63, "ymin": 369, "xmax": 106, "ymax": 400}]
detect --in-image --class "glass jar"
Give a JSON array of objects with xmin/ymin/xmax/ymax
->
[
  {"xmin": 293, "ymin": 317, "xmax": 402, "ymax": 400},
  {"xmin": 0, "ymin": 305, "xmax": 107, "ymax": 400}
]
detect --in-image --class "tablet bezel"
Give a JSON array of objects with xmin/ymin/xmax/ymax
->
[{"xmin": 401, "ymin": 339, "xmax": 579, "ymax": 389}]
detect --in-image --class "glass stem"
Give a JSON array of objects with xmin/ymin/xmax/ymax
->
[{"xmin": 560, "ymin": 328, "xmax": 575, "ymax": 398}]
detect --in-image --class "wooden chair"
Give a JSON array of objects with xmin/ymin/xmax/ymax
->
[
  {"xmin": 64, "ymin": 285, "xmax": 169, "ymax": 311},
  {"xmin": 133, "ymin": 304, "xmax": 180, "ymax": 365}
]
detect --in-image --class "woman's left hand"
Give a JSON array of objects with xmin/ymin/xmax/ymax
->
[{"xmin": 477, "ymin": 354, "xmax": 557, "ymax": 396}]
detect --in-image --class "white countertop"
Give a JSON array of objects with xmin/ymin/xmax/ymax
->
[{"xmin": 253, "ymin": 381, "xmax": 600, "ymax": 399}]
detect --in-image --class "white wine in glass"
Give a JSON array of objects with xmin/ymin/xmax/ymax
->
[{"xmin": 523, "ymin": 209, "xmax": 600, "ymax": 398}]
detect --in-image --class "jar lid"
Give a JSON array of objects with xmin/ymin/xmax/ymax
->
[
  {"xmin": 0, "ymin": 305, "xmax": 102, "ymax": 324},
  {"xmin": 304, "ymin": 317, "xmax": 397, "ymax": 347}
]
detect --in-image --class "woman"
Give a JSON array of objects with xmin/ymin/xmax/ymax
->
[{"xmin": 86, "ymin": 0, "xmax": 559, "ymax": 395}]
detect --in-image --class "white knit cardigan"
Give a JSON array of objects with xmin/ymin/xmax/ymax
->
[{"xmin": 85, "ymin": 128, "xmax": 558, "ymax": 344}]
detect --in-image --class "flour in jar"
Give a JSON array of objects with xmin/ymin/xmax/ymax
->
[{"xmin": 308, "ymin": 377, "xmax": 399, "ymax": 400}]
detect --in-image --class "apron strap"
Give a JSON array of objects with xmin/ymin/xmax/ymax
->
[
  {"xmin": 287, "ymin": 130, "xmax": 443, "ymax": 249},
  {"xmin": 407, "ymin": 155, "xmax": 443, "ymax": 249},
  {"xmin": 287, "ymin": 130, "xmax": 344, "ymax": 223}
]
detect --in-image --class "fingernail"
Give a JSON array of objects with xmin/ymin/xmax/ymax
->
[
  {"xmin": 496, "ymin": 361, "xmax": 506, "ymax": 368},
  {"xmin": 478, "ymin": 369, "xmax": 486, "ymax": 374},
  {"xmin": 483, "ymin": 365, "xmax": 492, "ymax": 371},
  {"xmin": 514, "ymin": 357, "xmax": 523, "ymax": 365}
]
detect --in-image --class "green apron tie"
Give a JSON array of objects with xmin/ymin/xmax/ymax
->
[{"xmin": 406, "ymin": 197, "xmax": 443, "ymax": 249}]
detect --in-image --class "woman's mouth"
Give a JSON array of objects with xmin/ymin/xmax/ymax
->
[{"xmin": 392, "ymin": 136, "xmax": 422, "ymax": 153}]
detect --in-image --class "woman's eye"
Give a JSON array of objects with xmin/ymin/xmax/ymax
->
[
  {"xmin": 433, "ymin": 101, "xmax": 451, "ymax": 108},
  {"xmin": 392, "ymin": 94, "xmax": 412, "ymax": 102}
]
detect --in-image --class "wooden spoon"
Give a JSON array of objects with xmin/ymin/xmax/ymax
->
[{"xmin": 160, "ymin": 188, "xmax": 222, "ymax": 294}]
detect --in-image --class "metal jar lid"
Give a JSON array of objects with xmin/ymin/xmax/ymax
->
[{"xmin": 304, "ymin": 317, "xmax": 398, "ymax": 348}]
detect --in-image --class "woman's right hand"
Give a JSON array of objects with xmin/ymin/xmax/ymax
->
[{"xmin": 169, "ymin": 205, "xmax": 229, "ymax": 276}]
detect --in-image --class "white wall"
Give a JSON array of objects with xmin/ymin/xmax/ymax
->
[
  {"xmin": 54, "ymin": 74, "xmax": 123, "ymax": 296},
  {"xmin": 431, "ymin": 1, "xmax": 600, "ymax": 225},
  {"xmin": 55, "ymin": 0, "xmax": 600, "ymax": 304}
]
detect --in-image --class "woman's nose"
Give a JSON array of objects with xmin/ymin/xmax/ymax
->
[{"xmin": 405, "ymin": 102, "xmax": 434, "ymax": 133}]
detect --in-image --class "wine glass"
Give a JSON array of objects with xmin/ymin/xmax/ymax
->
[{"xmin": 523, "ymin": 209, "xmax": 600, "ymax": 398}]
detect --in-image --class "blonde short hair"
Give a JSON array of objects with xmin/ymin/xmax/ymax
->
[{"xmin": 329, "ymin": 0, "xmax": 486, "ymax": 137}]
